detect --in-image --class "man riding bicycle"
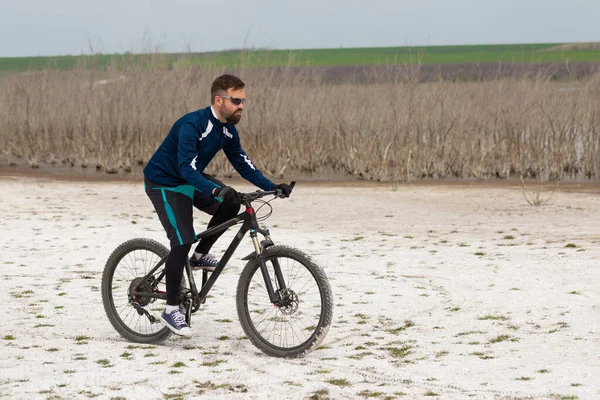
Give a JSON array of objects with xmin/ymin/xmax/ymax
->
[{"xmin": 143, "ymin": 74, "xmax": 292, "ymax": 336}]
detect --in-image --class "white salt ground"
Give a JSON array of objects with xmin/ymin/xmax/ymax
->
[{"xmin": 0, "ymin": 176, "xmax": 598, "ymax": 399}]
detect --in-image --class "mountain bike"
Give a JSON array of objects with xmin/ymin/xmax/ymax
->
[{"xmin": 101, "ymin": 183, "xmax": 333, "ymax": 357}]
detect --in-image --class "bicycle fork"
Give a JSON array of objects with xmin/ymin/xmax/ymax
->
[{"xmin": 250, "ymin": 228, "xmax": 288, "ymax": 306}]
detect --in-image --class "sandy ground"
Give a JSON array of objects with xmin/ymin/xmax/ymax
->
[{"xmin": 0, "ymin": 176, "xmax": 598, "ymax": 400}]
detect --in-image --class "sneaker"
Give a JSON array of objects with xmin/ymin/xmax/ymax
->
[
  {"xmin": 160, "ymin": 309, "xmax": 192, "ymax": 337},
  {"xmin": 190, "ymin": 253, "xmax": 218, "ymax": 271}
]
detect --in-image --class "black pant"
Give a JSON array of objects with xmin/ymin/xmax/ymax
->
[
  {"xmin": 145, "ymin": 176, "xmax": 240, "ymax": 305},
  {"xmin": 164, "ymin": 201, "xmax": 240, "ymax": 305}
]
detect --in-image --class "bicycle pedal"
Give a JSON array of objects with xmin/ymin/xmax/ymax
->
[{"xmin": 193, "ymin": 266, "xmax": 215, "ymax": 272}]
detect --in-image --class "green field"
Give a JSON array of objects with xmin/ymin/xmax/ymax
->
[{"xmin": 1, "ymin": 43, "xmax": 599, "ymax": 72}]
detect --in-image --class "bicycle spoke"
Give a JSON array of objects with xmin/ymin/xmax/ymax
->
[{"xmin": 122, "ymin": 253, "xmax": 139, "ymax": 278}]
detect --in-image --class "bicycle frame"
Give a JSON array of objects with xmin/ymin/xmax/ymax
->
[{"xmin": 133, "ymin": 200, "xmax": 287, "ymax": 307}]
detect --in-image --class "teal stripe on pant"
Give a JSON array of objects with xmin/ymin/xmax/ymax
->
[{"xmin": 161, "ymin": 189, "xmax": 183, "ymax": 246}]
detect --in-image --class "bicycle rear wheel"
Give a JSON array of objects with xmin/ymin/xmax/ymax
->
[
  {"xmin": 101, "ymin": 238, "xmax": 173, "ymax": 343},
  {"xmin": 236, "ymin": 245, "xmax": 333, "ymax": 357}
]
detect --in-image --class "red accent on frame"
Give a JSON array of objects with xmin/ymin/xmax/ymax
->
[{"xmin": 246, "ymin": 208, "xmax": 255, "ymax": 215}]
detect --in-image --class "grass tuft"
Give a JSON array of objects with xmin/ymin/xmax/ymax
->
[
  {"xmin": 95, "ymin": 359, "xmax": 112, "ymax": 367},
  {"xmin": 515, "ymin": 376, "xmax": 533, "ymax": 381},
  {"xmin": 386, "ymin": 345, "xmax": 412, "ymax": 359},
  {"xmin": 201, "ymin": 359, "xmax": 226, "ymax": 367},
  {"xmin": 327, "ymin": 379, "xmax": 351, "ymax": 387},
  {"xmin": 357, "ymin": 390, "xmax": 384, "ymax": 398},
  {"xmin": 386, "ymin": 320, "xmax": 415, "ymax": 335},
  {"xmin": 477, "ymin": 314, "xmax": 508, "ymax": 321},
  {"xmin": 489, "ymin": 335, "xmax": 517, "ymax": 343}
]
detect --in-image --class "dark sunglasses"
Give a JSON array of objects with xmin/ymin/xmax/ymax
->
[{"xmin": 219, "ymin": 95, "xmax": 246, "ymax": 105}]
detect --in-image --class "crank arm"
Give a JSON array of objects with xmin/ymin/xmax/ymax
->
[{"xmin": 184, "ymin": 298, "xmax": 193, "ymax": 327}]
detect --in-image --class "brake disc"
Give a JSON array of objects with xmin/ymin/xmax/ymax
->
[{"xmin": 277, "ymin": 288, "xmax": 299, "ymax": 315}]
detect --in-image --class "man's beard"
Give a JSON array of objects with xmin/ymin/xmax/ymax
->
[{"xmin": 226, "ymin": 110, "xmax": 242, "ymax": 125}]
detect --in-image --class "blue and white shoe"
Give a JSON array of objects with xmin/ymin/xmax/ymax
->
[
  {"xmin": 190, "ymin": 253, "xmax": 218, "ymax": 271},
  {"xmin": 160, "ymin": 309, "xmax": 192, "ymax": 337}
]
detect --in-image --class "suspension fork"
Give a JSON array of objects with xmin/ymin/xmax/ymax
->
[{"xmin": 251, "ymin": 226, "xmax": 287, "ymax": 304}]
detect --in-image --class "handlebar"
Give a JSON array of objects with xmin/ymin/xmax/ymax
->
[{"xmin": 240, "ymin": 181, "xmax": 296, "ymax": 203}]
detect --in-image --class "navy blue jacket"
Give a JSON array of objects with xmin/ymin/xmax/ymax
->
[{"xmin": 143, "ymin": 106, "xmax": 274, "ymax": 195}]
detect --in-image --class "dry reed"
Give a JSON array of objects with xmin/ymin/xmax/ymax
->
[{"xmin": 1, "ymin": 56, "xmax": 599, "ymax": 182}]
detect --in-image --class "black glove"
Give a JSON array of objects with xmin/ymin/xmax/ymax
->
[
  {"xmin": 213, "ymin": 186, "xmax": 241, "ymax": 205},
  {"xmin": 272, "ymin": 183, "xmax": 293, "ymax": 198}
]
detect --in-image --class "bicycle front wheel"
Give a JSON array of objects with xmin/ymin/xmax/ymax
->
[{"xmin": 236, "ymin": 245, "xmax": 333, "ymax": 357}]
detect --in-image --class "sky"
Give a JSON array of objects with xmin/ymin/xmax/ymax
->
[{"xmin": 1, "ymin": 0, "xmax": 600, "ymax": 57}]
